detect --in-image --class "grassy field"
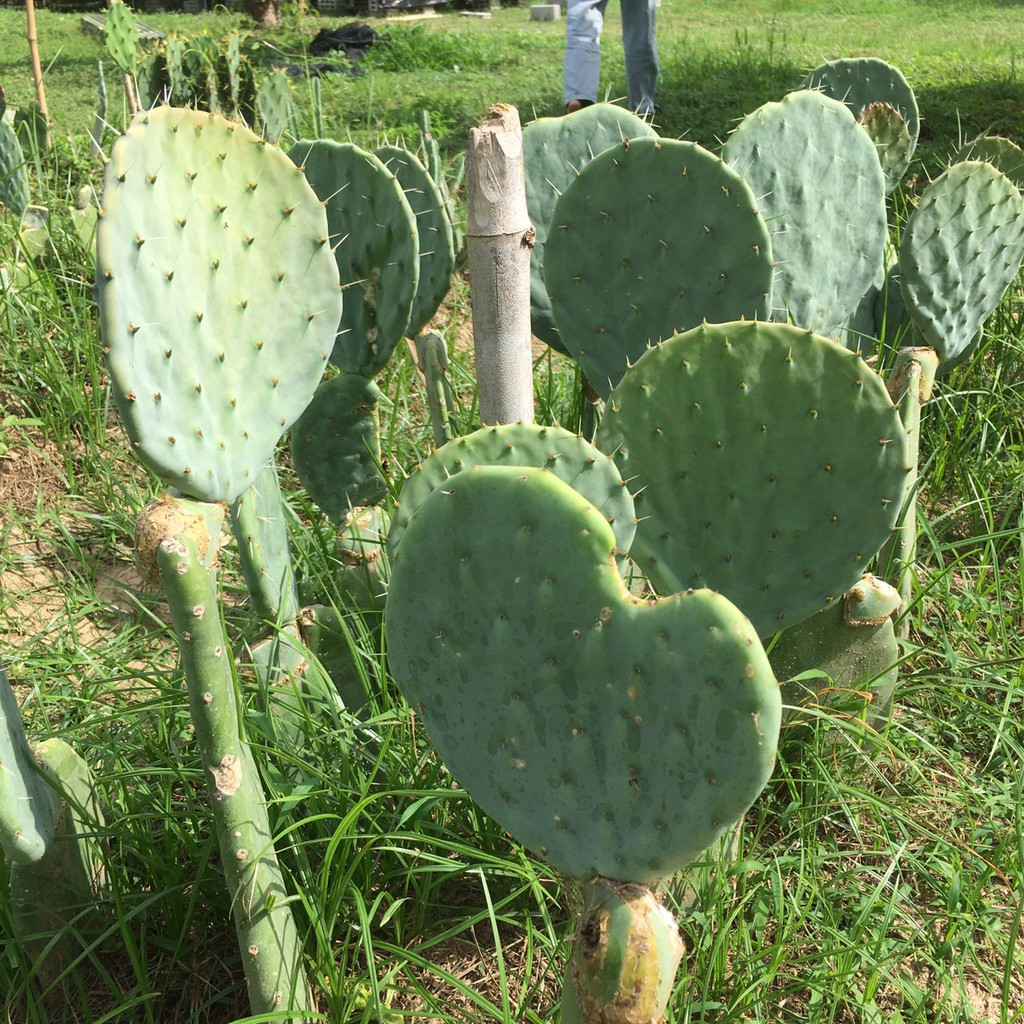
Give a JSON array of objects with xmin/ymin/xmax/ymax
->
[{"xmin": 1, "ymin": 0, "xmax": 1024, "ymax": 1022}]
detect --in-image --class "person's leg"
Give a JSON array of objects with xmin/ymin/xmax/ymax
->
[
  {"xmin": 564, "ymin": 0, "xmax": 609, "ymax": 109},
  {"xmin": 621, "ymin": 0, "xmax": 658, "ymax": 116}
]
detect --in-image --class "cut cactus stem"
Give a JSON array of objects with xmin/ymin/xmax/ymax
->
[{"xmin": 562, "ymin": 879, "xmax": 684, "ymax": 1024}]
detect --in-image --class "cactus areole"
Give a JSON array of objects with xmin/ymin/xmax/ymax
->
[{"xmin": 96, "ymin": 107, "xmax": 341, "ymax": 504}]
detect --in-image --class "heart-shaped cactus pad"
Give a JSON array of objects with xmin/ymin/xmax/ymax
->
[{"xmin": 384, "ymin": 465, "xmax": 781, "ymax": 883}]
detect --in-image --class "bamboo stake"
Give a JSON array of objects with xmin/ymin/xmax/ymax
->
[{"xmin": 24, "ymin": 0, "xmax": 50, "ymax": 150}]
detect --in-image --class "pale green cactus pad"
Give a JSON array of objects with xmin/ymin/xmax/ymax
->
[
  {"xmin": 97, "ymin": 107, "xmax": 341, "ymax": 503},
  {"xmin": 596, "ymin": 320, "xmax": 910, "ymax": 637},
  {"xmin": 385, "ymin": 465, "xmax": 781, "ymax": 883},
  {"xmin": 722, "ymin": 90, "xmax": 887, "ymax": 338}
]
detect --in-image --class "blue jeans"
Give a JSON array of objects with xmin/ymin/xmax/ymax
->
[{"xmin": 563, "ymin": 0, "xmax": 659, "ymax": 115}]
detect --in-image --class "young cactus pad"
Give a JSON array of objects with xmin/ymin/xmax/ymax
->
[
  {"xmin": 386, "ymin": 422, "xmax": 636, "ymax": 562},
  {"xmin": 289, "ymin": 139, "xmax": 419, "ymax": 378},
  {"xmin": 898, "ymin": 160, "xmax": 1024, "ymax": 363},
  {"xmin": 96, "ymin": 107, "xmax": 341, "ymax": 504},
  {"xmin": 385, "ymin": 466, "xmax": 781, "ymax": 883},
  {"xmin": 522, "ymin": 104, "xmax": 657, "ymax": 353},
  {"xmin": 722, "ymin": 89, "xmax": 887, "ymax": 338},
  {"xmin": 595, "ymin": 321, "xmax": 910, "ymax": 638},
  {"xmin": 543, "ymin": 136, "xmax": 774, "ymax": 397}
]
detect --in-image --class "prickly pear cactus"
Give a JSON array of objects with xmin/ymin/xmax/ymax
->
[
  {"xmin": 722, "ymin": 89, "xmax": 887, "ymax": 338},
  {"xmin": 898, "ymin": 160, "xmax": 1024, "ymax": 364},
  {"xmin": 289, "ymin": 140, "xmax": 419, "ymax": 378},
  {"xmin": 544, "ymin": 137, "xmax": 774, "ymax": 397},
  {"xmin": 374, "ymin": 144, "xmax": 455, "ymax": 339},
  {"xmin": 385, "ymin": 465, "xmax": 781, "ymax": 883},
  {"xmin": 386, "ymin": 422, "xmax": 636, "ymax": 561},
  {"xmin": 595, "ymin": 320, "xmax": 910, "ymax": 638},
  {"xmin": 0, "ymin": 120, "xmax": 29, "ymax": 217},
  {"xmin": 291, "ymin": 372, "xmax": 387, "ymax": 522},
  {"xmin": 96, "ymin": 107, "xmax": 341, "ymax": 503},
  {"xmin": 102, "ymin": 0, "xmax": 139, "ymax": 76},
  {"xmin": 953, "ymin": 135, "xmax": 1024, "ymax": 191},
  {"xmin": 802, "ymin": 56, "xmax": 920, "ymax": 154},
  {"xmin": 523, "ymin": 104, "xmax": 657, "ymax": 354},
  {"xmin": 256, "ymin": 68, "xmax": 293, "ymax": 144},
  {"xmin": 859, "ymin": 101, "xmax": 914, "ymax": 193}
]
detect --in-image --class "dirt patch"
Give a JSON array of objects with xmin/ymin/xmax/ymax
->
[
  {"xmin": 0, "ymin": 431, "xmax": 69, "ymax": 511},
  {"xmin": 391, "ymin": 926, "xmax": 562, "ymax": 1022}
]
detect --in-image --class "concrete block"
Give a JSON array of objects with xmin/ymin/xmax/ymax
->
[{"xmin": 530, "ymin": 4, "xmax": 560, "ymax": 19}]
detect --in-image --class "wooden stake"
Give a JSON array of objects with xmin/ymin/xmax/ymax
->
[{"xmin": 465, "ymin": 104, "xmax": 535, "ymax": 426}]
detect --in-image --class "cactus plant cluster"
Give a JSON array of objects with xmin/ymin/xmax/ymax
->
[{"xmin": 10, "ymin": 39, "xmax": 1024, "ymax": 1020}]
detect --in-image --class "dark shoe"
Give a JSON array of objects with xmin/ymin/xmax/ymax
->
[{"xmin": 565, "ymin": 98, "xmax": 594, "ymax": 114}]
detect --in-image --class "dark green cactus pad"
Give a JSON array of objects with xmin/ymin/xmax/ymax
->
[
  {"xmin": 136, "ymin": 49, "xmax": 169, "ymax": 110},
  {"xmin": 289, "ymin": 140, "xmax": 419, "ymax": 378},
  {"xmin": 387, "ymin": 422, "xmax": 636, "ymax": 561},
  {"xmin": 545, "ymin": 137, "xmax": 773, "ymax": 397},
  {"xmin": 385, "ymin": 465, "xmax": 781, "ymax": 882},
  {"xmin": 898, "ymin": 160, "xmax": 1024, "ymax": 363},
  {"xmin": 596, "ymin": 321, "xmax": 909, "ymax": 637},
  {"xmin": 802, "ymin": 56, "xmax": 919, "ymax": 150},
  {"xmin": 523, "ymin": 104, "xmax": 657, "ymax": 354},
  {"xmin": 374, "ymin": 144, "xmax": 455, "ymax": 339},
  {"xmin": 859, "ymin": 102, "xmax": 914, "ymax": 194},
  {"xmin": 0, "ymin": 120, "xmax": 29, "ymax": 217},
  {"xmin": 97, "ymin": 107, "xmax": 341, "ymax": 503},
  {"xmin": 722, "ymin": 90, "xmax": 887, "ymax": 339},
  {"xmin": 291, "ymin": 372, "xmax": 387, "ymax": 522},
  {"xmin": 953, "ymin": 135, "xmax": 1024, "ymax": 192}
]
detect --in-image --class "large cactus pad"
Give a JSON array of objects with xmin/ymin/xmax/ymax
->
[
  {"xmin": 544, "ymin": 137, "xmax": 773, "ymax": 397},
  {"xmin": 97, "ymin": 107, "xmax": 341, "ymax": 503},
  {"xmin": 385, "ymin": 466, "xmax": 780, "ymax": 883},
  {"xmin": 596, "ymin": 321, "xmax": 909, "ymax": 637},
  {"xmin": 722, "ymin": 90, "xmax": 887, "ymax": 338},
  {"xmin": 523, "ymin": 104, "xmax": 657, "ymax": 353},
  {"xmin": 899, "ymin": 160, "xmax": 1024, "ymax": 363}
]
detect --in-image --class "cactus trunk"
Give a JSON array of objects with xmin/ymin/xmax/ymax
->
[{"xmin": 152, "ymin": 519, "xmax": 311, "ymax": 1020}]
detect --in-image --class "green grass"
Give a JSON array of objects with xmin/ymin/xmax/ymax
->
[{"xmin": 1, "ymin": 1, "xmax": 1024, "ymax": 1021}]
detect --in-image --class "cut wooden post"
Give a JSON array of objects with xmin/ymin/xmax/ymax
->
[{"xmin": 466, "ymin": 103, "xmax": 535, "ymax": 426}]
